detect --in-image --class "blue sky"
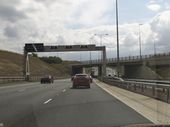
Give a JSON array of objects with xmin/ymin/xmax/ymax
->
[
  {"xmin": 118, "ymin": 0, "xmax": 154, "ymax": 23},
  {"xmin": 0, "ymin": 0, "xmax": 170, "ymax": 60}
]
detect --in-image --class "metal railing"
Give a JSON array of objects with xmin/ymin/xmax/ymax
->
[
  {"xmin": 125, "ymin": 78, "xmax": 170, "ymax": 85},
  {"xmin": 102, "ymin": 77, "xmax": 170, "ymax": 103},
  {"xmin": 82, "ymin": 52, "xmax": 170, "ymax": 65},
  {"xmin": 0, "ymin": 76, "xmax": 68, "ymax": 84},
  {"xmin": 0, "ymin": 77, "xmax": 25, "ymax": 84},
  {"xmin": 30, "ymin": 76, "xmax": 66, "ymax": 81}
]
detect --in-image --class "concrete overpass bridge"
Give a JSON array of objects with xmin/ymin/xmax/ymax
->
[{"xmin": 72, "ymin": 52, "xmax": 170, "ymax": 80}]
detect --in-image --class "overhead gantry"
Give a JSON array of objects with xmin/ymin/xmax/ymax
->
[{"xmin": 23, "ymin": 43, "xmax": 106, "ymax": 81}]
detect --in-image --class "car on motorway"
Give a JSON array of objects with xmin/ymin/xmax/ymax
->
[
  {"xmin": 40, "ymin": 75, "xmax": 54, "ymax": 84},
  {"xmin": 71, "ymin": 74, "xmax": 92, "ymax": 88}
]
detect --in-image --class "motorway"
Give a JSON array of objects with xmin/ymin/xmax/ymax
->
[{"xmin": 0, "ymin": 79, "xmax": 151, "ymax": 127}]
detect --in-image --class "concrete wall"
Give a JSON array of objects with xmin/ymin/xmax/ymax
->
[
  {"xmin": 106, "ymin": 67, "xmax": 116, "ymax": 76},
  {"xmin": 106, "ymin": 66, "xmax": 125, "ymax": 77},
  {"xmin": 124, "ymin": 64, "xmax": 162, "ymax": 79},
  {"xmin": 151, "ymin": 65, "xmax": 170, "ymax": 80}
]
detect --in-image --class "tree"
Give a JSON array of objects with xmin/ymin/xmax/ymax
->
[
  {"xmin": 39, "ymin": 56, "xmax": 62, "ymax": 64},
  {"xmin": 32, "ymin": 53, "xmax": 38, "ymax": 57}
]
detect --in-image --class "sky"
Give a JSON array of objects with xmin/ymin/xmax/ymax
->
[{"xmin": 0, "ymin": 0, "xmax": 170, "ymax": 60}]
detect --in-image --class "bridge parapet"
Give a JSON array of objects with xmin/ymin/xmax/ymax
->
[{"xmin": 81, "ymin": 52, "xmax": 170, "ymax": 65}]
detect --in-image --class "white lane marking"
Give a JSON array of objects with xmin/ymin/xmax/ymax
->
[
  {"xmin": 94, "ymin": 80, "xmax": 167, "ymax": 124},
  {"xmin": 44, "ymin": 99, "xmax": 52, "ymax": 104},
  {"xmin": 62, "ymin": 89, "xmax": 66, "ymax": 92},
  {"xmin": 0, "ymin": 123, "xmax": 4, "ymax": 127},
  {"xmin": 96, "ymin": 83, "xmax": 120, "ymax": 100}
]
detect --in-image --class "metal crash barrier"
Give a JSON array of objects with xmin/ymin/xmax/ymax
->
[
  {"xmin": 0, "ymin": 77, "xmax": 25, "ymax": 84},
  {"xmin": 102, "ymin": 77, "xmax": 170, "ymax": 103},
  {"xmin": 0, "ymin": 76, "xmax": 67, "ymax": 84}
]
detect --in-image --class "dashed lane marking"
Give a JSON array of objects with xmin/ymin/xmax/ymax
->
[
  {"xmin": 62, "ymin": 89, "xmax": 66, "ymax": 92},
  {"xmin": 44, "ymin": 99, "xmax": 52, "ymax": 104}
]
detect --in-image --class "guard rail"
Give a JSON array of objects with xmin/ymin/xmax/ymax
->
[
  {"xmin": 0, "ymin": 76, "xmax": 68, "ymax": 84},
  {"xmin": 125, "ymin": 78, "xmax": 170, "ymax": 85},
  {"xmin": 82, "ymin": 51, "xmax": 170, "ymax": 65},
  {"xmin": 102, "ymin": 77, "xmax": 170, "ymax": 103},
  {"xmin": 0, "ymin": 77, "xmax": 25, "ymax": 84}
]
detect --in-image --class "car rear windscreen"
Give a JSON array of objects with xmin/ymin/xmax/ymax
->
[{"xmin": 76, "ymin": 74, "xmax": 87, "ymax": 77}]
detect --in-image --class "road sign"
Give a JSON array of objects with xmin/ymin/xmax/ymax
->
[{"xmin": 25, "ymin": 43, "xmax": 44, "ymax": 52}]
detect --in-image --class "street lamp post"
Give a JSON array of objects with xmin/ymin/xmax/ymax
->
[
  {"xmin": 94, "ymin": 34, "xmax": 109, "ymax": 46},
  {"xmin": 79, "ymin": 53, "xmax": 82, "ymax": 61},
  {"xmin": 89, "ymin": 37, "xmax": 94, "ymax": 76},
  {"xmin": 153, "ymin": 39, "xmax": 156, "ymax": 55},
  {"xmin": 94, "ymin": 33, "xmax": 108, "ymax": 60},
  {"xmin": 115, "ymin": 0, "xmax": 120, "ymax": 77},
  {"xmin": 139, "ymin": 24, "xmax": 143, "ymax": 59}
]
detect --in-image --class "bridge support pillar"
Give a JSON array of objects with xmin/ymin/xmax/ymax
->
[
  {"xmin": 98, "ymin": 66, "xmax": 102, "ymax": 77},
  {"xmin": 102, "ymin": 46, "xmax": 106, "ymax": 77},
  {"xmin": 23, "ymin": 50, "xmax": 30, "ymax": 81}
]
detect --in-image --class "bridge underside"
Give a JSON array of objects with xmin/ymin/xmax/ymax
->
[
  {"xmin": 73, "ymin": 60, "xmax": 164, "ymax": 80},
  {"xmin": 71, "ymin": 65, "xmax": 103, "ymax": 78}
]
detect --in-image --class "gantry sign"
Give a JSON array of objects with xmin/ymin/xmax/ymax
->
[{"xmin": 24, "ymin": 43, "xmax": 106, "ymax": 80}]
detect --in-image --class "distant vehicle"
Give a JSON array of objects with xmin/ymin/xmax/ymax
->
[
  {"xmin": 41, "ymin": 75, "xmax": 54, "ymax": 84},
  {"xmin": 107, "ymin": 75, "xmax": 124, "ymax": 81},
  {"xmin": 71, "ymin": 74, "xmax": 92, "ymax": 88}
]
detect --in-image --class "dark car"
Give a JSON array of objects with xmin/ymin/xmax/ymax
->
[
  {"xmin": 71, "ymin": 74, "xmax": 92, "ymax": 88},
  {"xmin": 41, "ymin": 75, "xmax": 54, "ymax": 84}
]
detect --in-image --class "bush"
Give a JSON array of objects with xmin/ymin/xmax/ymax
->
[
  {"xmin": 32, "ymin": 53, "xmax": 38, "ymax": 57},
  {"xmin": 39, "ymin": 56, "xmax": 62, "ymax": 64}
]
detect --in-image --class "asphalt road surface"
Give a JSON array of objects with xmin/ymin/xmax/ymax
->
[{"xmin": 0, "ymin": 79, "xmax": 151, "ymax": 127}]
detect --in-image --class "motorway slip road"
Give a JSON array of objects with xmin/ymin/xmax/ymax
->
[{"xmin": 0, "ymin": 79, "xmax": 151, "ymax": 127}]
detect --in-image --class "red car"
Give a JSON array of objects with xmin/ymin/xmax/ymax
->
[{"xmin": 71, "ymin": 74, "xmax": 92, "ymax": 88}]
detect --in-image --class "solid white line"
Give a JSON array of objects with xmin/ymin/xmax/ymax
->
[
  {"xmin": 94, "ymin": 81, "xmax": 118, "ymax": 98},
  {"xmin": 94, "ymin": 80, "xmax": 163, "ymax": 124},
  {"xmin": 0, "ymin": 123, "xmax": 4, "ymax": 127},
  {"xmin": 44, "ymin": 99, "xmax": 52, "ymax": 104}
]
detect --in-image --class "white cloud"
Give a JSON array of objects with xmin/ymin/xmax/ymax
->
[
  {"xmin": 149, "ymin": 10, "xmax": 170, "ymax": 52},
  {"xmin": 0, "ymin": 0, "xmax": 170, "ymax": 60},
  {"xmin": 147, "ymin": 0, "xmax": 161, "ymax": 12},
  {"xmin": 67, "ymin": 0, "xmax": 114, "ymax": 28},
  {"xmin": 165, "ymin": 3, "xmax": 170, "ymax": 9},
  {"xmin": 147, "ymin": 4, "xmax": 161, "ymax": 11}
]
